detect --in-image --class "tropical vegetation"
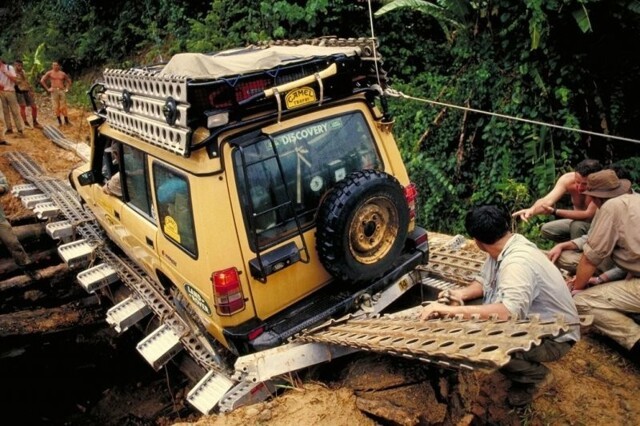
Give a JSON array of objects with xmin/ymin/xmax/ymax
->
[{"xmin": 1, "ymin": 0, "xmax": 639, "ymax": 239}]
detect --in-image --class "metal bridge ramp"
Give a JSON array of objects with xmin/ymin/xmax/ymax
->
[
  {"xmin": 58, "ymin": 239, "xmax": 96, "ymax": 269},
  {"xmin": 77, "ymin": 263, "xmax": 119, "ymax": 293},
  {"xmin": 106, "ymin": 296, "xmax": 152, "ymax": 333},
  {"xmin": 11, "ymin": 183, "xmax": 41, "ymax": 197},
  {"xmin": 46, "ymin": 220, "xmax": 74, "ymax": 241},
  {"xmin": 136, "ymin": 324, "xmax": 183, "ymax": 370},
  {"xmin": 20, "ymin": 193, "xmax": 51, "ymax": 208},
  {"xmin": 187, "ymin": 370, "xmax": 235, "ymax": 415},
  {"xmin": 33, "ymin": 201, "xmax": 60, "ymax": 220}
]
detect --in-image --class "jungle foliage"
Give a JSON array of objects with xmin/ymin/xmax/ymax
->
[{"xmin": 1, "ymin": 0, "xmax": 638, "ymax": 237}]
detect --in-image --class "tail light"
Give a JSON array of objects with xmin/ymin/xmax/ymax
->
[
  {"xmin": 212, "ymin": 267, "xmax": 245, "ymax": 315},
  {"xmin": 404, "ymin": 183, "xmax": 418, "ymax": 220}
]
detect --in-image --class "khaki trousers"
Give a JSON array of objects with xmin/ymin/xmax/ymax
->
[
  {"xmin": 573, "ymin": 278, "xmax": 640, "ymax": 349},
  {"xmin": 0, "ymin": 91, "xmax": 25, "ymax": 132},
  {"xmin": 51, "ymin": 89, "xmax": 68, "ymax": 116},
  {"xmin": 541, "ymin": 218, "xmax": 590, "ymax": 242}
]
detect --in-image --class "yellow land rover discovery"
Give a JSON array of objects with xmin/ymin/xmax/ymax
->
[{"xmin": 72, "ymin": 38, "xmax": 428, "ymax": 357}]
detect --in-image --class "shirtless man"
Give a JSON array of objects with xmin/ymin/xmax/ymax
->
[
  {"xmin": 40, "ymin": 61, "xmax": 72, "ymax": 126},
  {"xmin": 513, "ymin": 159, "xmax": 602, "ymax": 242}
]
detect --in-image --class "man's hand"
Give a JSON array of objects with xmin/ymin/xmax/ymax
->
[
  {"xmin": 420, "ymin": 302, "xmax": 456, "ymax": 320},
  {"xmin": 512, "ymin": 207, "xmax": 534, "ymax": 222},
  {"xmin": 437, "ymin": 289, "xmax": 464, "ymax": 306},
  {"xmin": 547, "ymin": 244, "xmax": 564, "ymax": 263},
  {"xmin": 541, "ymin": 204, "xmax": 556, "ymax": 215}
]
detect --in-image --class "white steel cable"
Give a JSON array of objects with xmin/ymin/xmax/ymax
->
[{"xmin": 385, "ymin": 88, "xmax": 640, "ymax": 145}]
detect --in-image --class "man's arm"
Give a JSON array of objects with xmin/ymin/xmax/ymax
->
[
  {"xmin": 547, "ymin": 240, "xmax": 579, "ymax": 263},
  {"xmin": 448, "ymin": 280, "xmax": 483, "ymax": 302},
  {"xmin": 541, "ymin": 200, "xmax": 597, "ymax": 221},
  {"xmin": 1, "ymin": 66, "xmax": 17, "ymax": 83},
  {"xmin": 421, "ymin": 301, "xmax": 511, "ymax": 321},
  {"xmin": 572, "ymin": 254, "xmax": 598, "ymax": 291},
  {"xmin": 513, "ymin": 172, "xmax": 572, "ymax": 221},
  {"xmin": 64, "ymin": 73, "xmax": 72, "ymax": 89},
  {"xmin": 40, "ymin": 71, "xmax": 51, "ymax": 91}
]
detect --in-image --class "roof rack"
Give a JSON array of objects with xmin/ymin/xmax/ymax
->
[{"xmin": 92, "ymin": 37, "xmax": 386, "ymax": 157}]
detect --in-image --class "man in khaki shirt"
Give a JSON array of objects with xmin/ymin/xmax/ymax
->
[{"xmin": 569, "ymin": 170, "xmax": 640, "ymax": 358}]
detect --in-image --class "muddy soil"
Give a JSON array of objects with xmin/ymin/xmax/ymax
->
[{"xmin": 1, "ymin": 98, "xmax": 640, "ymax": 425}]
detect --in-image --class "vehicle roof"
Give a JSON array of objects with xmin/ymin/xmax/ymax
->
[{"xmin": 158, "ymin": 45, "xmax": 361, "ymax": 80}]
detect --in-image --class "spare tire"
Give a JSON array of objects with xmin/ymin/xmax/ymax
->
[{"xmin": 316, "ymin": 170, "xmax": 410, "ymax": 282}]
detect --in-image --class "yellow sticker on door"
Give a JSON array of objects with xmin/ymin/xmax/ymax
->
[
  {"xmin": 285, "ymin": 87, "xmax": 317, "ymax": 109},
  {"xmin": 164, "ymin": 215, "xmax": 181, "ymax": 243}
]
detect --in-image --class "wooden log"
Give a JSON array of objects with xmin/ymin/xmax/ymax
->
[
  {"xmin": 0, "ymin": 263, "xmax": 70, "ymax": 292},
  {"xmin": 0, "ymin": 247, "xmax": 59, "ymax": 276},
  {"xmin": 0, "ymin": 298, "xmax": 103, "ymax": 337},
  {"xmin": 12, "ymin": 223, "xmax": 48, "ymax": 243}
]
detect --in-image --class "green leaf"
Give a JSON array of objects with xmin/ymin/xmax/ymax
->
[{"xmin": 572, "ymin": 6, "xmax": 592, "ymax": 33}]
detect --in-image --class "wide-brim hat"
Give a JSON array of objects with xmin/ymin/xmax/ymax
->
[{"xmin": 582, "ymin": 169, "xmax": 632, "ymax": 198}]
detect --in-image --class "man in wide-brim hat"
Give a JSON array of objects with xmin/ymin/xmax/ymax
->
[{"xmin": 569, "ymin": 169, "xmax": 640, "ymax": 358}]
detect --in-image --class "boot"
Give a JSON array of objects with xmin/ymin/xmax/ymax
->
[
  {"xmin": 64, "ymin": 116, "xmax": 71, "ymax": 126},
  {"xmin": 33, "ymin": 119, "xmax": 43, "ymax": 129},
  {"xmin": 57, "ymin": 116, "xmax": 62, "ymax": 126}
]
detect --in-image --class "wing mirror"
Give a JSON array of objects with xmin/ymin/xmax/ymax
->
[{"xmin": 77, "ymin": 171, "xmax": 98, "ymax": 186}]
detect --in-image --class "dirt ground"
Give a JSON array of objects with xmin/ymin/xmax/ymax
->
[{"xmin": 2, "ymin": 99, "xmax": 640, "ymax": 425}]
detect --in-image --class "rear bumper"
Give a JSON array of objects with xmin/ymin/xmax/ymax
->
[{"xmin": 224, "ymin": 227, "xmax": 428, "ymax": 352}]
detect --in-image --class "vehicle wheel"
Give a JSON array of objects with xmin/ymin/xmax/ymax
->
[{"xmin": 316, "ymin": 170, "xmax": 409, "ymax": 282}]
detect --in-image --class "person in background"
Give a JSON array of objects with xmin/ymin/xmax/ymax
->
[
  {"xmin": 567, "ymin": 170, "xmax": 640, "ymax": 359},
  {"xmin": 0, "ymin": 58, "xmax": 26, "ymax": 137},
  {"xmin": 513, "ymin": 159, "xmax": 602, "ymax": 242},
  {"xmin": 14, "ymin": 59, "xmax": 42, "ymax": 129},
  {"xmin": 0, "ymin": 169, "xmax": 37, "ymax": 276},
  {"xmin": 40, "ymin": 61, "xmax": 72, "ymax": 126},
  {"xmin": 421, "ymin": 205, "xmax": 579, "ymax": 407}
]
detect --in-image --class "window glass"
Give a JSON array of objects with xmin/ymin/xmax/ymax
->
[
  {"xmin": 153, "ymin": 164, "xmax": 196, "ymax": 255},
  {"xmin": 232, "ymin": 111, "xmax": 381, "ymax": 250},
  {"xmin": 121, "ymin": 145, "xmax": 153, "ymax": 219}
]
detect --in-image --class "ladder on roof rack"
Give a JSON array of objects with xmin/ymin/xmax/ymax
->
[{"xmin": 237, "ymin": 136, "xmax": 310, "ymax": 283}]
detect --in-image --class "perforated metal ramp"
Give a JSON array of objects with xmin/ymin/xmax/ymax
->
[
  {"xmin": 33, "ymin": 201, "xmax": 60, "ymax": 219},
  {"xmin": 46, "ymin": 220, "xmax": 74, "ymax": 240},
  {"xmin": 11, "ymin": 183, "xmax": 41, "ymax": 197},
  {"xmin": 58, "ymin": 239, "xmax": 96, "ymax": 269},
  {"xmin": 187, "ymin": 370, "xmax": 235, "ymax": 415},
  {"xmin": 106, "ymin": 296, "xmax": 152, "ymax": 333},
  {"xmin": 21, "ymin": 193, "xmax": 51, "ymax": 208},
  {"xmin": 77, "ymin": 263, "xmax": 119, "ymax": 293},
  {"xmin": 137, "ymin": 324, "xmax": 182, "ymax": 370}
]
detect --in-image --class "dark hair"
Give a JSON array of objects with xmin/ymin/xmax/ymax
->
[
  {"xmin": 464, "ymin": 205, "xmax": 511, "ymax": 244},
  {"xmin": 14, "ymin": 59, "xmax": 23, "ymax": 65},
  {"xmin": 575, "ymin": 159, "xmax": 602, "ymax": 177},
  {"xmin": 607, "ymin": 162, "xmax": 632, "ymax": 181}
]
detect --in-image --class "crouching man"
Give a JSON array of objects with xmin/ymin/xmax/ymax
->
[
  {"xmin": 421, "ymin": 205, "xmax": 580, "ymax": 407},
  {"xmin": 568, "ymin": 170, "xmax": 640, "ymax": 358}
]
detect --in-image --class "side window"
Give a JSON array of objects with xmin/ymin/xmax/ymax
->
[
  {"xmin": 121, "ymin": 145, "xmax": 154, "ymax": 220},
  {"xmin": 153, "ymin": 164, "xmax": 196, "ymax": 255}
]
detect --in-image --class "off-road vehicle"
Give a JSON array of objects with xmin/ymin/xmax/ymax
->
[{"xmin": 69, "ymin": 38, "xmax": 429, "ymax": 411}]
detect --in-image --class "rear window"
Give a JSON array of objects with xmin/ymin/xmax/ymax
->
[{"xmin": 232, "ymin": 111, "xmax": 381, "ymax": 250}]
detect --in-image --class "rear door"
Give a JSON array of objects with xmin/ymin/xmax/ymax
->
[{"xmin": 226, "ymin": 105, "xmax": 387, "ymax": 319}]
